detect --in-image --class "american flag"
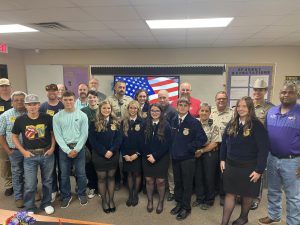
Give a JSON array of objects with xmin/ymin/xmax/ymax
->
[{"xmin": 115, "ymin": 76, "xmax": 179, "ymax": 104}]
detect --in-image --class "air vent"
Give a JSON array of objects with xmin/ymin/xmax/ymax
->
[{"xmin": 31, "ymin": 22, "xmax": 71, "ymax": 31}]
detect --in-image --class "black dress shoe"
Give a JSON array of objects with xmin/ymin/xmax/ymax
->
[
  {"xmin": 167, "ymin": 193, "xmax": 175, "ymax": 201},
  {"xmin": 4, "ymin": 187, "xmax": 13, "ymax": 196},
  {"xmin": 147, "ymin": 200, "xmax": 153, "ymax": 213},
  {"xmin": 109, "ymin": 207, "xmax": 116, "ymax": 213},
  {"xmin": 170, "ymin": 204, "xmax": 181, "ymax": 215},
  {"xmin": 131, "ymin": 191, "xmax": 139, "ymax": 206},
  {"xmin": 156, "ymin": 202, "xmax": 164, "ymax": 214},
  {"xmin": 232, "ymin": 217, "xmax": 248, "ymax": 225},
  {"xmin": 176, "ymin": 209, "xmax": 191, "ymax": 221},
  {"xmin": 250, "ymin": 201, "xmax": 259, "ymax": 210},
  {"xmin": 102, "ymin": 207, "xmax": 110, "ymax": 214}
]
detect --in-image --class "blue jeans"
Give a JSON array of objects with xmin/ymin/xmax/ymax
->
[
  {"xmin": 267, "ymin": 153, "xmax": 300, "ymax": 225},
  {"xmin": 52, "ymin": 144, "xmax": 61, "ymax": 193},
  {"xmin": 59, "ymin": 148, "xmax": 87, "ymax": 201},
  {"xmin": 23, "ymin": 153, "xmax": 54, "ymax": 211},
  {"xmin": 8, "ymin": 149, "xmax": 24, "ymax": 200}
]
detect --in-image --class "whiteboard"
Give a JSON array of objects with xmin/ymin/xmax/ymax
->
[
  {"xmin": 26, "ymin": 65, "xmax": 64, "ymax": 102},
  {"xmin": 94, "ymin": 74, "xmax": 225, "ymax": 106}
]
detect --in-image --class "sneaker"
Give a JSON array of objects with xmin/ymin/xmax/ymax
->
[
  {"xmin": 61, "ymin": 197, "xmax": 72, "ymax": 208},
  {"xmin": 4, "ymin": 187, "xmax": 13, "ymax": 196},
  {"xmin": 79, "ymin": 196, "xmax": 88, "ymax": 206},
  {"xmin": 27, "ymin": 211, "xmax": 35, "ymax": 215},
  {"xmin": 258, "ymin": 216, "xmax": 281, "ymax": 225},
  {"xmin": 87, "ymin": 189, "xmax": 95, "ymax": 199},
  {"xmin": 15, "ymin": 199, "xmax": 24, "ymax": 208},
  {"xmin": 51, "ymin": 192, "xmax": 57, "ymax": 203},
  {"xmin": 44, "ymin": 206, "xmax": 55, "ymax": 215}
]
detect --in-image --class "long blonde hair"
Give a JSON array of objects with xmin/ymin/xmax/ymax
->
[
  {"xmin": 227, "ymin": 96, "xmax": 257, "ymax": 136},
  {"xmin": 122, "ymin": 100, "xmax": 142, "ymax": 136},
  {"xmin": 95, "ymin": 100, "xmax": 119, "ymax": 132}
]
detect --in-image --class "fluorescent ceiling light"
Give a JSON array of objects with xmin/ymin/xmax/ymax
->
[
  {"xmin": 0, "ymin": 24, "xmax": 39, "ymax": 33},
  {"xmin": 146, "ymin": 18, "xmax": 234, "ymax": 29}
]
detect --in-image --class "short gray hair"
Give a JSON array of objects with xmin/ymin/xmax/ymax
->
[
  {"xmin": 11, "ymin": 91, "xmax": 26, "ymax": 101},
  {"xmin": 200, "ymin": 102, "xmax": 211, "ymax": 112}
]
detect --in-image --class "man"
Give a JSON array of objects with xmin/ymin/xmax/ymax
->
[
  {"xmin": 0, "ymin": 91, "xmax": 26, "ymax": 208},
  {"xmin": 258, "ymin": 82, "xmax": 300, "ymax": 225},
  {"xmin": 40, "ymin": 84, "xmax": 64, "ymax": 202},
  {"xmin": 107, "ymin": 81, "xmax": 132, "ymax": 190},
  {"xmin": 107, "ymin": 80, "xmax": 132, "ymax": 120},
  {"xmin": 53, "ymin": 91, "xmax": 88, "ymax": 208},
  {"xmin": 81, "ymin": 90, "xmax": 99, "ymax": 199},
  {"xmin": 171, "ymin": 82, "xmax": 201, "ymax": 118},
  {"xmin": 75, "ymin": 83, "xmax": 89, "ymax": 109},
  {"xmin": 157, "ymin": 89, "xmax": 177, "ymax": 201},
  {"xmin": 12, "ymin": 94, "xmax": 55, "ymax": 214},
  {"xmin": 170, "ymin": 96, "xmax": 207, "ymax": 221},
  {"xmin": 210, "ymin": 91, "xmax": 234, "ymax": 206},
  {"xmin": 251, "ymin": 79, "xmax": 274, "ymax": 210},
  {"xmin": 88, "ymin": 78, "xmax": 106, "ymax": 102},
  {"xmin": 57, "ymin": 84, "xmax": 66, "ymax": 101},
  {"xmin": 0, "ymin": 78, "xmax": 13, "ymax": 196}
]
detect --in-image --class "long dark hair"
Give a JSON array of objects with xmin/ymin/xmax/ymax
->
[
  {"xmin": 134, "ymin": 89, "xmax": 149, "ymax": 104},
  {"xmin": 144, "ymin": 103, "xmax": 166, "ymax": 143},
  {"xmin": 227, "ymin": 96, "xmax": 257, "ymax": 136}
]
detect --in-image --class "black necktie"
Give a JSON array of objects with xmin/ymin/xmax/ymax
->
[
  {"xmin": 178, "ymin": 118, "xmax": 182, "ymax": 127},
  {"xmin": 130, "ymin": 120, "xmax": 135, "ymax": 127},
  {"xmin": 104, "ymin": 120, "xmax": 108, "ymax": 127}
]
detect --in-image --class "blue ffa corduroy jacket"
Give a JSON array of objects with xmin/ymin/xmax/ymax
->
[
  {"xmin": 120, "ymin": 116, "xmax": 145, "ymax": 156},
  {"xmin": 142, "ymin": 121, "xmax": 172, "ymax": 162},
  {"xmin": 170, "ymin": 112, "xmax": 207, "ymax": 161},
  {"xmin": 88, "ymin": 117, "xmax": 122, "ymax": 157}
]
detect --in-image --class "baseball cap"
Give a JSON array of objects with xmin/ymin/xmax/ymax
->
[
  {"xmin": 24, "ymin": 94, "xmax": 40, "ymax": 104},
  {"xmin": 252, "ymin": 79, "xmax": 268, "ymax": 89},
  {"xmin": 0, "ymin": 78, "xmax": 10, "ymax": 86},
  {"xmin": 45, "ymin": 84, "xmax": 58, "ymax": 91}
]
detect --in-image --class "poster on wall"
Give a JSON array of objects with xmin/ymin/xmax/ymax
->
[
  {"xmin": 285, "ymin": 76, "xmax": 300, "ymax": 103},
  {"xmin": 63, "ymin": 66, "xmax": 89, "ymax": 98},
  {"xmin": 114, "ymin": 76, "xmax": 180, "ymax": 104},
  {"xmin": 226, "ymin": 64, "xmax": 274, "ymax": 107}
]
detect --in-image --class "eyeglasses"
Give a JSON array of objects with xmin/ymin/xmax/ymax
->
[{"xmin": 150, "ymin": 110, "xmax": 161, "ymax": 113}]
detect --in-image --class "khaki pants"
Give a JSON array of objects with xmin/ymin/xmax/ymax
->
[
  {"xmin": 168, "ymin": 155, "xmax": 175, "ymax": 194},
  {"xmin": 0, "ymin": 145, "xmax": 12, "ymax": 188}
]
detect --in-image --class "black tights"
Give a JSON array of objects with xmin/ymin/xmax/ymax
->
[
  {"xmin": 221, "ymin": 193, "xmax": 253, "ymax": 225},
  {"xmin": 97, "ymin": 169, "xmax": 116, "ymax": 210},
  {"xmin": 145, "ymin": 177, "xmax": 165, "ymax": 210},
  {"xmin": 127, "ymin": 172, "xmax": 141, "ymax": 194}
]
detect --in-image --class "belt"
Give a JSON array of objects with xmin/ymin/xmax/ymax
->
[
  {"xmin": 272, "ymin": 153, "xmax": 300, "ymax": 159},
  {"xmin": 67, "ymin": 143, "xmax": 77, "ymax": 149},
  {"xmin": 27, "ymin": 147, "xmax": 49, "ymax": 155}
]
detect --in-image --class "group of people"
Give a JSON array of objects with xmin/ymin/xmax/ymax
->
[{"xmin": 0, "ymin": 76, "xmax": 299, "ymax": 225}]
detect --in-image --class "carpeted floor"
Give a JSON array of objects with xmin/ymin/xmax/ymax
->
[{"xmin": 0, "ymin": 176, "xmax": 286, "ymax": 225}]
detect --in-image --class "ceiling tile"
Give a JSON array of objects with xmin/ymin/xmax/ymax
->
[{"xmin": 82, "ymin": 6, "xmax": 140, "ymax": 20}]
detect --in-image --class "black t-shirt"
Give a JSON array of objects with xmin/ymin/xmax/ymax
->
[
  {"xmin": 0, "ymin": 97, "xmax": 12, "ymax": 115},
  {"xmin": 39, "ymin": 101, "xmax": 64, "ymax": 117},
  {"xmin": 12, "ymin": 113, "xmax": 53, "ymax": 149}
]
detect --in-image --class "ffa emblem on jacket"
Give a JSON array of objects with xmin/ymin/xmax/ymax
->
[
  {"xmin": 135, "ymin": 124, "xmax": 140, "ymax": 131},
  {"xmin": 183, "ymin": 128, "xmax": 189, "ymax": 136},
  {"xmin": 243, "ymin": 129, "xmax": 251, "ymax": 137},
  {"xmin": 111, "ymin": 124, "xmax": 117, "ymax": 131}
]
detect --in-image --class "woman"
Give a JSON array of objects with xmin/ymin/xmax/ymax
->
[
  {"xmin": 220, "ymin": 96, "xmax": 269, "ymax": 225},
  {"xmin": 134, "ymin": 89, "xmax": 149, "ymax": 118},
  {"xmin": 143, "ymin": 103, "xmax": 171, "ymax": 214},
  {"xmin": 193, "ymin": 103, "xmax": 222, "ymax": 210},
  {"xmin": 120, "ymin": 100, "xmax": 144, "ymax": 207},
  {"xmin": 88, "ymin": 100, "xmax": 122, "ymax": 213}
]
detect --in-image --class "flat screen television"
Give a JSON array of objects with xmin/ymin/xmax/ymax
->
[{"xmin": 114, "ymin": 75, "xmax": 180, "ymax": 104}]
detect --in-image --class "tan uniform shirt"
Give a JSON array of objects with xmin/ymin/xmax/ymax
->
[
  {"xmin": 254, "ymin": 101, "xmax": 274, "ymax": 125},
  {"xmin": 198, "ymin": 119, "xmax": 222, "ymax": 145},
  {"xmin": 210, "ymin": 106, "xmax": 234, "ymax": 136},
  {"xmin": 106, "ymin": 95, "xmax": 133, "ymax": 119}
]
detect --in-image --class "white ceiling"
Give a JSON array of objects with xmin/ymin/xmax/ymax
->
[{"xmin": 1, "ymin": 0, "xmax": 300, "ymax": 49}]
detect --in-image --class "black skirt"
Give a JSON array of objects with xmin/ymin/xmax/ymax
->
[
  {"xmin": 92, "ymin": 150, "xmax": 119, "ymax": 172},
  {"xmin": 142, "ymin": 153, "xmax": 169, "ymax": 179},
  {"xmin": 123, "ymin": 156, "xmax": 142, "ymax": 173},
  {"xmin": 223, "ymin": 159, "xmax": 261, "ymax": 197}
]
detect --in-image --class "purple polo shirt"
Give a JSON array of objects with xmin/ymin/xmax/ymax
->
[{"xmin": 266, "ymin": 103, "xmax": 300, "ymax": 157}]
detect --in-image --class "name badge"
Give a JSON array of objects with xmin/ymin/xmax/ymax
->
[
  {"xmin": 9, "ymin": 116, "xmax": 16, "ymax": 123},
  {"xmin": 46, "ymin": 109, "xmax": 55, "ymax": 117},
  {"xmin": 0, "ymin": 106, "xmax": 4, "ymax": 112}
]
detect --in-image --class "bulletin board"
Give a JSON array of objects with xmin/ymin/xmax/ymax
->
[{"xmin": 226, "ymin": 64, "xmax": 275, "ymax": 107}]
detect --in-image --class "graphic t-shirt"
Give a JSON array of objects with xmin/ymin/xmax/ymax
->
[{"xmin": 12, "ymin": 113, "xmax": 53, "ymax": 149}]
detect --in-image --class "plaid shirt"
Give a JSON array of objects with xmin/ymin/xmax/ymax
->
[{"xmin": 0, "ymin": 108, "xmax": 25, "ymax": 148}]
